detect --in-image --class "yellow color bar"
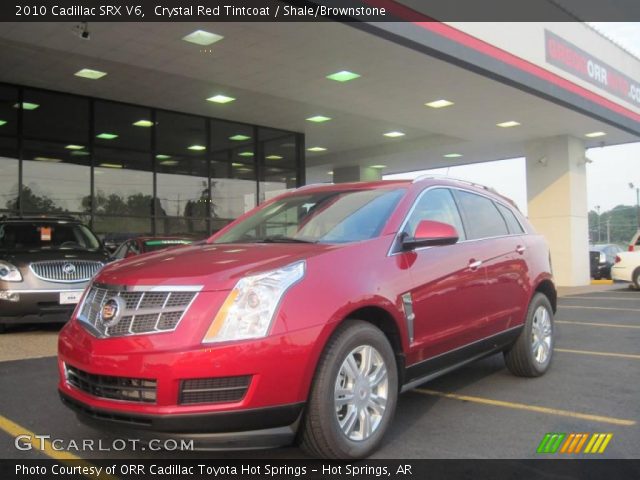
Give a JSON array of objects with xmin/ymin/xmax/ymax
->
[{"xmin": 598, "ymin": 433, "xmax": 613, "ymax": 453}]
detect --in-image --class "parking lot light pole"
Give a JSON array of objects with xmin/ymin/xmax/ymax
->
[{"xmin": 630, "ymin": 183, "xmax": 640, "ymax": 228}]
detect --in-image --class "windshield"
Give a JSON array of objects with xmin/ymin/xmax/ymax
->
[
  {"xmin": 213, "ymin": 188, "xmax": 405, "ymax": 244},
  {"xmin": 0, "ymin": 222, "xmax": 101, "ymax": 252}
]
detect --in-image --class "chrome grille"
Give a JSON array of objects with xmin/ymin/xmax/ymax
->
[
  {"xmin": 30, "ymin": 260, "xmax": 103, "ymax": 283},
  {"xmin": 77, "ymin": 284, "xmax": 199, "ymax": 338}
]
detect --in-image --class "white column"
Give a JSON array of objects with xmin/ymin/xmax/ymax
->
[{"xmin": 526, "ymin": 136, "xmax": 590, "ymax": 287}]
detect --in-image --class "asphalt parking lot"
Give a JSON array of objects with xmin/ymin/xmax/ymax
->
[{"xmin": 0, "ymin": 286, "xmax": 638, "ymax": 460}]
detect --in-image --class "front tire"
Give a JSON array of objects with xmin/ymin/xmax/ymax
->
[
  {"xmin": 504, "ymin": 293, "xmax": 554, "ymax": 377},
  {"xmin": 300, "ymin": 320, "xmax": 398, "ymax": 459},
  {"xmin": 632, "ymin": 269, "xmax": 640, "ymax": 290}
]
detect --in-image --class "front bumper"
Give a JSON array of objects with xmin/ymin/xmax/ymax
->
[
  {"xmin": 0, "ymin": 288, "xmax": 83, "ymax": 324},
  {"xmin": 59, "ymin": 391, "xmax": 303, "ymax": 449},
  {"xmin": 58, "ymin": 318, "xmax": 324, "ymax": 449}
]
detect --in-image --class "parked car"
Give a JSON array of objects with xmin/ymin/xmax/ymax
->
[
  {"xmin": 612, "ymin": 251, "xmax": 640, "ymax": 289},
  {"xmin": 0, "ymin": 216, "xmax": 109, "ymax": 333},
  {"xmin": 628, "ymin": 229, "xmax": 640, "ymax": 252},
  {"xmin": 111, "ymin": 236, "xmax": 194, "ymax": 260},
  {"xmin": 58, "ymin": 178, "xmax": 556, "ymax": 459},
  {"xmin": 589, "ymin": 244, "xmax": 623, "ymax": 279}
]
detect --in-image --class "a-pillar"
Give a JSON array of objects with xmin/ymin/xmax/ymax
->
[
  {"xmin": 526, "ymin": 136, "xmax": 590, "ymax": 287},
  {"xmin": 333, "ymin": 166, "xmax": 382, "ymax": 183}
]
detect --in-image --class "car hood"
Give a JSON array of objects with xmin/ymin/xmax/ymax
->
[
  {"xmin": 0, "ymin": 249, "xmax": 110, "ymax": 266},
  {"xmin": 95, "ymin": 242, "xmax": 340, "ymax": 290}
]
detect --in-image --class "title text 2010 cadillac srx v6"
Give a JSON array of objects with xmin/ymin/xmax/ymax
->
[{"xmin": 58, "ymin": 177, "xmax": 556, "ymax": 459}]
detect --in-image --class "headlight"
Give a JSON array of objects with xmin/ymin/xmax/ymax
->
[
  {"xmin": 0, "ymin": 261, "xmax": 22, "ymax": 282},
  {"xmin": 202, "ymin": 261, "xmax": 305, "ymax": 343}
]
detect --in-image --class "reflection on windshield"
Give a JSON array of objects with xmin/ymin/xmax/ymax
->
[
  {"xmin": 213, "ymin": 189, "xmax": 405, "ymax": 245},
  {"xmin": 0, "ymin": 222, "xmax": 101, "ymax": 252}
]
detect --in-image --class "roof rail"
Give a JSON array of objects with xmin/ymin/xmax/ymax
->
[{"xmin": 411, "ymin": 174, "xmax": 497, "ymax": 193}]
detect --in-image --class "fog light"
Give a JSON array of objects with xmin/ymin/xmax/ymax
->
[{"xmin": 0, "ymin": 291, "xmax": 20, "ymax": 302}]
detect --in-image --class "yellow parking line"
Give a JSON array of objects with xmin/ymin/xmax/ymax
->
[
  {"xmin": 556, "ymin": 348, "xmax": 640, "ymax": 360},
  {"xmin": 559, "ymin": 305, "xmax": 640, "ymax": 312},
  {"xmin": 414, "ymin": 389, "xmax": 636, "ymax": 426},
  {"xmin": 0, "ymin": 414, "xmax": 117, "ymax": 480},
  {"xmin": 556, "ymin": 320, "xmax": 640, "ymax": 329},
  {"xmin": 562, "ymin": 296, "xmax": 640, "ymax": 301}
]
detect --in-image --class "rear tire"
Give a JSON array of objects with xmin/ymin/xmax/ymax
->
[
  {"xmin": 632, "ymin": 269, "xmax": 640, "ymax": 291},
  {"xmin": 300, "ymin": 320, "xmax": 398, "ymax": 459},
  {"xmin": 504, "ymin": 293, "xmax": 554, "ymax": 377}
]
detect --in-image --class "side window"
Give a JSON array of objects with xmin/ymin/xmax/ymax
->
[
  {"xmin": 128, "ymin": 241, "xmax": 141, "ymax": 256},
  {"xmin": 496, "ymin": 203, "xmax": 525, "ymax": 234},
  {"xmin": 454, "ymin": 190, "xmax": 508, "ymax": 240},
  {"xmin": 405, "ymin": 188, "xmax": 466, "ymax": 241}
]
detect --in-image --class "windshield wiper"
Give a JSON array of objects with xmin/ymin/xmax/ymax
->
[{"xmin": 257, "ymin": 236, "xmax": 316, "ymax": 244}]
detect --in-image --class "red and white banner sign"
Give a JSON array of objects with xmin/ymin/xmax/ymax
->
[{"xmin": 545, "ymin": 30, "xmax": 640, "ymax": 108}]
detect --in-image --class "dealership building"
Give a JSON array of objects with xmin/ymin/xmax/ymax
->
[{"xmin": 0, "ymin": 15, "xmax": 639, "ymax": 286}]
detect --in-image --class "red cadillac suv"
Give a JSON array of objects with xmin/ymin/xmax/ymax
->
[{"xmin": 58, "ymin": 177, "xmax": 556, "ymax": 458}]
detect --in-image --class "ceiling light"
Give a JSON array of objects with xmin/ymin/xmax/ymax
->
[
  {"xmin": 188, "ymin": 145, "xmax": 206, "ymax": 151},
  {"xmin": 425, "ymin": 99, "xmax": 454, "ymax": 109},
  {"xmin": 160, "ymin": 159, "xmax": 178, "ymax": 166},
  {"xmin": 34, "ymin": 156, "xmax": 62, "ymax": 163},
  {"xmin": 15, "ymin": 102, "xmax": 39, "ymax": 110},
  {"xmin": 99, "ymin": 163, "xmax": 123, "ymax": 169},
  {"xmin": 238, "ymin": 151, "xmax": 254, "ymax": 157},
  {"xmin": 96, "ymin": 133, "xmax": 118, "ymax": 140},
  {"xmin": 306, "ymin": 115, "xmax": 332, "ymax": 123},
  {"xmin": 182, "ymin": 30, "xmax": 224, "ymax": 46},
  {"xmin": 65, "ymin": 145, "xmax": 84, "ymax": 150},
  {"xmin": 229, "ymin": 134, "xmax": 251, "ymax": 141},
  {"xmin": 266, "ymin": 155, "xmax": 283, "ymax": 160},
  {"xmin": 585, "ymin": 131, "xmax": 606, "ymax": 138},
  {"xmin": 133, "ymin": 120, "xmax": 154, "ymax": 127},
  {"xmin": 496, "ymin": 121, "xmax": 521, "ymax": 128},
  {"xmin": 370, "ymin": 165, "xmax": 387, "ymax": 169},
  {"xmin": 281, "ymin": 143, "xmax": 295, "ymax": 148},
  {"xmin": 443, "ymin": 153, "xmax": 463, "ymax": 158},
  {"xmin": 0, "ymin": 120, "xmax": 6, "ymax": 126},
  {"xmin": 326, "ymin": 70, "xmax": 360, "ymax": 82},
  {"xmin": 74, "ymin": 68, "xmax": 107, "ymax": 80},
  {"xmin": 328, "ymin": 171, "xmax": 334, "ymax": 175},
  {"xmin": 155, "ymin": 154, "xmax": 171, "ymax": 160},
  {"xmin": 71, "ymin": 151, "xmax": 90, "ymax": 157},
  {"xmin": 207, "ymin": 94, "xmax": 235, "ymax": 104},
  {"xmin": 307, "ymin": 147, "xmax": 327, "ymax": 152},
  {"xmin": 231, "ymin": 162, "xmax": 244, "ymax": 167},
  {"xmin": 383, "ymin": 131, "xmax": 405, "ymax": 138}
]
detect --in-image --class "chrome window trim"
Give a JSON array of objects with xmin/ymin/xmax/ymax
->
[{"xmin": 388, "ymin": 185, "xmax": 528, "ymax": 257}]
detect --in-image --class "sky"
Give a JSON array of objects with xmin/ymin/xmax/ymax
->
[{"xmin": 386, "ymin": 23, "xmax": 640, "ymax": 215}]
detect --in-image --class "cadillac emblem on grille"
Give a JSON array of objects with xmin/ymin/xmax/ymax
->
[
  {"xmin": 62, "ymin": 263, "xmax": 76, "ymax": 275},
  {"xmin": 99, "ymin": 296, "xmax": 126, "ymax": 328}
]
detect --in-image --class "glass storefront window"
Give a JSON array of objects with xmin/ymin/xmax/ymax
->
[
  {"xmin": 22, "ymin": 140, "xmax": 90, "ymax": 214},
  {"xmin": 0, "ymin": 82, "xmax": 302, "ymax": 235}
]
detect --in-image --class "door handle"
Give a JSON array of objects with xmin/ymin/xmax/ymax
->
[
  {"xmin": 468, "ymin": 259, "xmax": 483, "ymax": 270},
  {"xmin": 516, "ymin": 245, "xmax": 526, "ymax": 254}
]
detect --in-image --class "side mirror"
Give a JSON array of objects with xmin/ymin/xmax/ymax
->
[{"xmin": 402, "ymin": 220, "xmax": 459, "ymax": 250}]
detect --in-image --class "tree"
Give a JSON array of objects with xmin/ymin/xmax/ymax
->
[{"xmin": 6, "ymin": 186, "xmax": 66, "ymax": 214}]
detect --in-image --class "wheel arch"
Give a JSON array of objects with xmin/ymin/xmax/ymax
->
[{"xmin": 534, "ymin": 278, "xmax": 557, "ymax": 313}]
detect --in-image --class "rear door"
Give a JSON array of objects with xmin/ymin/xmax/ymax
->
[{"xmin": 453, "ymin": 190, "xmax": 529, "ymax": 333}]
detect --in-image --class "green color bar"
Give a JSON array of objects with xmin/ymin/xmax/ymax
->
[
  {"xmin": 537, "ymin": 433, "xmax": 566, "ymax": 453},
  {"xmin": 549, "ymin": 433, "xmax": 566, "ymax": 453},
  {"xmin": 537, "ymin": 433, "xmax": 553, "ymax": 453}
]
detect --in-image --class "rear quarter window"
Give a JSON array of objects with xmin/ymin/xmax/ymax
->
[{"xmin": 496, "ymin": 203, "xmax": 525, "ymax": 235}]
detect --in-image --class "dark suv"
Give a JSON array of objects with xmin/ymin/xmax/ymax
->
[{"xmin": 0, "ymin": 216, "xmax": 109, "ymax": 332}]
